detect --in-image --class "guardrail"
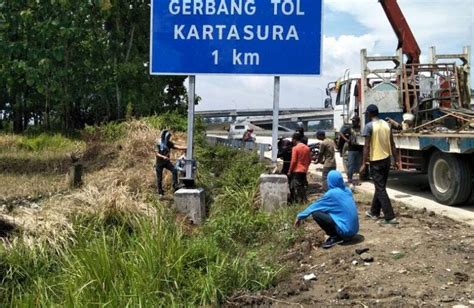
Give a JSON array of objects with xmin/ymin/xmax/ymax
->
[{"xmin": 206, "ymin": 136, "xmax": 271, "ymax": 161}]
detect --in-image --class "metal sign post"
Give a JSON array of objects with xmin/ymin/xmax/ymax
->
[
  {"xmin": 272, "ymin": 76, "xmax": 280, "ymax": 166},
  {"xmin": 184, "ymin": 75, "xmax": 196, "ymax": 181}
]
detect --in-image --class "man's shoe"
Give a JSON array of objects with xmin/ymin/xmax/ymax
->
[
  {"xmin": 322, "ymin": 237, "xmax": 343, "ymax": 249},
  {"xmin": 380, "ymin": 218, "xmax": 399, "ymax": 225},
  {"xmin": 365, "ymin": 211, "xmax": 380, "ymax": 220}
]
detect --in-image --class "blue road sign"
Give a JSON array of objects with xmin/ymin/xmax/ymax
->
[{"xmin": 150, "ymin": 0, "xmax": 323, "ymax": 76}]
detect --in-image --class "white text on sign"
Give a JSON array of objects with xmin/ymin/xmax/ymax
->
[{"xmin": 169, "ymin": 0, "xmax": 307, "ymax": 67}]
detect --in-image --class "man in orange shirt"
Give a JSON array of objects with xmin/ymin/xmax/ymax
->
[{"xmin": 288, "ymin": 132, "xmax": 312, "ymax": 203}]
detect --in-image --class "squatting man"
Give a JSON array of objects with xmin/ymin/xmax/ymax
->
[{"xmin": 294, "ymin": 170, "xmax": 360, "ymax": 249}]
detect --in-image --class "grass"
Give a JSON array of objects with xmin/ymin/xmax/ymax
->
[
  {"xmin": 0, "ymin": 133, "xmax": 82, "ymax": 153},
  {"xmin": 0, "ymin": 133, "xmax": 84, "ymax": 178},
  {"xmin": 1, "ymin": 212, "xmax": 283, "ymax": 306},
  {"xmin": 0, "ymin": 128, "xmax": 302, "ymax": 306},
  {"xmin": 0, "ymin": 174, "xmax": 66, "ymax": 200}
]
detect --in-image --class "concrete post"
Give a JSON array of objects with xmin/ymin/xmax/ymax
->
[
  {"xmin": 259, "ymin": 174, "xmax": 289, "ymax": 213},
  {"xmin": 174, "ymin": 188, "xmax": 206, "ymax": 225},
  {"xmin": 464, "ymin": 46, "xmax": 471, "ymax": 100},
  {"xmin": 360, "ymin": 49, "xmax": 368, "ymax": 128},
  {"xmin": 272, "ymin": 77, "xmax": 280, "ymax": 166},
  {"xmin": 259, "ymin": 143, "xmax": 266, "ymax": 161},
  {"xmin": 182, "ymin": 76, "xmax": 196, "ymax": 181},
  {"xmin": 68, "ymin": 163, "xmax": 83, "ymax": 189}
]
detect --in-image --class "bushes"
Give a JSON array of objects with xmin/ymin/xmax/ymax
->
[
  {"xmin": 2, "ymin": 133, "xmax": 80, "ymax": 152},
  {"xmin": 84, "ymin": 122, "xmax": 127, "ymax": 142},
  {"xmin": 144, "ymin": 111, "xmax": 188, "ymax": 132}
]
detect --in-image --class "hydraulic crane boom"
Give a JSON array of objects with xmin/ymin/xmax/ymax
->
[{"xmin": 379, "ymin": 0, "xmax": 421, "ymax": 64}]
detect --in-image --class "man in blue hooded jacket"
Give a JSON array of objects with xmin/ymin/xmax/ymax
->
[{"xmin": 294, "ymin": 170, "xmax": 359, "ymax": 249}]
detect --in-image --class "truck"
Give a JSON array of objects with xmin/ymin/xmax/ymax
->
[{"xmin": 326, "ymin": 0, "xmax": 474, "ymax": 205}]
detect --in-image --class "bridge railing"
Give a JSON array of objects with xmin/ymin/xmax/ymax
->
[{"xmin": 206, "ymin": 136, "xmax": 271, "ymax": 161}]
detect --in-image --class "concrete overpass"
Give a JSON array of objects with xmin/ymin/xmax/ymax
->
[
  {"xmin": 196, "ymin": 108, "xmax": 330, "ymax": 120},
  {"xmin": 248, "ymin": 110, "xmax": 333, "ymax": 126}
]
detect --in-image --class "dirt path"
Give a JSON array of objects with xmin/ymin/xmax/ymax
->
[{"xmin": 229, "ymin": 188, "xmax": 473, "ymax": 307}]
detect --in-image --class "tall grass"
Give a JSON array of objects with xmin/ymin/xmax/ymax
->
[
  {"xmin": 0, "ymin": 133, "xmax": 81, "ymax": 153},
  {"xmin": 0, "ymin": 144, "xmax": 300, "ymax": 306},
  {"xmin": 1, "ymin": 212, "xmax": 277, "ymax": 306}
]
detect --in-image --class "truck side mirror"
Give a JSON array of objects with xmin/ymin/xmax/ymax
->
[{"xmin": 324, "ymin": 97, "xmax": 333, "ymax": 110}]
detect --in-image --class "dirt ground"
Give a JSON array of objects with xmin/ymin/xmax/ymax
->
[
  {"xmin": 1, "ymin": 133, "xmax": 472, "ymax": 307},
  {"xmin": 228, "ymin": 183, "xmax": 473, "ymax": 308}
]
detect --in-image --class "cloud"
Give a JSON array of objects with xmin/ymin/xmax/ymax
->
[
  {"xmin": 196, "ymin": 0, "xmax": 473, "ymax": 111},
  {"xmin": 326, "ymin": 0, "xmax": 473, "ymax": 53},
  {"xmin": 323, "ymin": 34, "xmax": 378, "ymax": 78}
]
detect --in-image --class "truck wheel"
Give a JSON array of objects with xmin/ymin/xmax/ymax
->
[
  {"xmin": 428, "ymin": 152, "xmax": 472, "ymax": 205},
  {"xmin": 467, "ymin": 190, "xmax": 474, "ymax": 206}
]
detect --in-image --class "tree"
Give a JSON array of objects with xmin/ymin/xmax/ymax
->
[{"xmin": 0, "ymin": 0, "xmax": 188, "ymax": 133}]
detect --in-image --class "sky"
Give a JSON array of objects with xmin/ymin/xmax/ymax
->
[{"xmin": 194, "ymin": 0, "xmax": 474, "ymax": 111}]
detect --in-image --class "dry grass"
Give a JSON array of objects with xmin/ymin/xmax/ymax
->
[
  {"xmin": 0, "ymin": 134, "xmax": 20, "ymax": 150},
  {"xmin": 0, "ymin": 174, "xmax": 66, "ymax": 200},
  {"xmin": 1, "ymin": 120, "xmax": 186, "ymax": 246}
]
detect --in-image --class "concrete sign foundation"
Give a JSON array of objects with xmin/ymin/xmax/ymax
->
[
  {"xmin": 174, "ymin": 188, "xmax": 206, "ymax": 224},
  {"xmin": 259, "ymin": 174, "xmax": 289, "ymax": 212}
]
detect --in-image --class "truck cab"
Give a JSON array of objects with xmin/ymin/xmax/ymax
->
[
  {"xmin": 331, "ymin": 77, "xmax": 360, "ymax": 132},
  {"xmin": 325, "ymin": 47, "xmax": 474, "ymax": 206}
]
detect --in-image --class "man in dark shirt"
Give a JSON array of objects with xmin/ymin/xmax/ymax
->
[
  {"xmin": 155, "ymin": 130, "xmax": 187, "ymax": 197},
  {"xmin": 340, "ymin": 116, "xmax": 364, "ymax": 186},
  {"xmin": 277, "ymin": 138, "xmax": 293, "ymax": 176},
  {"xmin": 296, "ymin": 126, "xmax": 309, "ymax": 145}
]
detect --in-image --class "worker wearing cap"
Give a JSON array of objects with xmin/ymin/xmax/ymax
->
[
  {"xmin": 316, "ymin": 131, "xmax": 337, "ymax": 191},
  {"xmin": 288, "ymin": 132, "xmax": 312, "ymax": 203},
  {"xmin": 360, "ymin": 104, "xmax": 400, "ymax": 225}
]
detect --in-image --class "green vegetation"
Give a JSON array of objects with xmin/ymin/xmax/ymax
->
[
  {"xmin": 0, "ymin": 1, "xmax": 189, "ymax": 134},
  {"xmin": 16, "ymin": 134, "xmax": 80, "ymax": 152},
  {"xmin": 0, "ymin": 133, "xmax": 81, "ymax": 153},
  {"xmin": 0, "ymin": 133, "xmax": 83, "ymax": 196},
  {"xmin": 0, "ymin": 140, "xmax": 300, "ymax": 306},
  {"xmin": 83, "ymin": 122, "xmax": 128, "ymax": 143}
]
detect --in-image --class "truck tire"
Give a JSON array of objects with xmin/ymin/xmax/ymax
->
[
  {"xmin": 428, "ymin": 152, "xmax": 472, "ymax": 205},
  {"xmin": 467, "ymin": 190, "xmax": 474, "ymax": 206}
]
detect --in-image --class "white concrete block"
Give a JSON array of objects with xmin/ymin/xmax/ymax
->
[
  {"xmin": 259, "ymin": 174, "xmax": 289, "ymax": 212},
  {"xmin": 174, "ymin": 188, "xmax": 206, "ymax": 225}
]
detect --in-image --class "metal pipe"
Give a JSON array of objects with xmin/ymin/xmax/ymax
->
[
  {"xmin": 272, "ymin": 76, "xmax": 280, "ymax": 166},
  {"xmin": 185, "ymin": 75, "xmax": 196, "ymax": 180}
]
